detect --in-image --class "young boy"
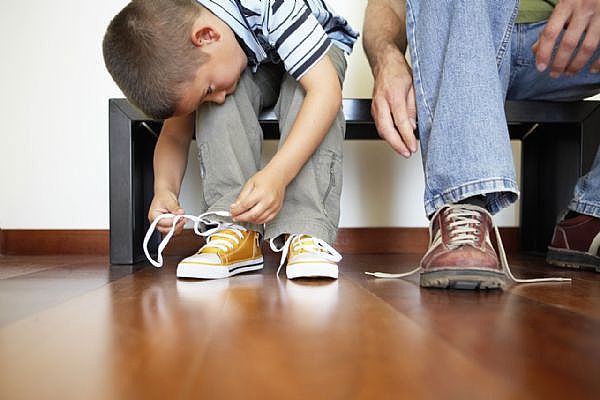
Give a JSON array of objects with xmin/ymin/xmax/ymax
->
[{"xmin": 103, "ymin": 0, "xmax": 358, "ymax": 280}]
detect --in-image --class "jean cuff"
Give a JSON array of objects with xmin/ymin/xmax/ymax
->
[
  {"xmin": 569, "ymin": 199, "xmax": 600, "ymax": 219},
  {"xmin": 424, "ymin": 177, "xmax": 520, "ymax": 217}
]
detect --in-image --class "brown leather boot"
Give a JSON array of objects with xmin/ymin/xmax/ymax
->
[
  {"xmin": 420, "ymin": 204, "xmax": 506, "ymax": 289},
  {"xmin": 547, "ymin": 212, "xmax": 600, "ymax": 272}
]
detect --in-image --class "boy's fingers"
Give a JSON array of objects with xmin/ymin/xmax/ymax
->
[
  {"xmin": 232, "ymin": 190, "xmax": 263, "ymax": 220},
  {"xmin": 233, "ymin": 201, "xmax": 266, "ymax": 223},
  {"xmin": 158, "ymin": 219, "xmax": 182, "ymax": 233},
  {"xmin": 157, "ymin": 215, "xmax": 185, "ymax": 229},
  {"xmin": 232, "ymin": 182, "xmax": 255, "ymax": 212}
]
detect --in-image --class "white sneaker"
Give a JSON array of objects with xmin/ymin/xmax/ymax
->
[{"xmin": 271, "ymin": 234, "xmax": 341, "ymax": 279}]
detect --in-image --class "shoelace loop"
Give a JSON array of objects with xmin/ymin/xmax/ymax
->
[
  {"xmin": 143, "ymin": 211, "xmax": 241, "ymax": 268},
  {"xmin": 270, "ymin": 234, "xmax": 342, "ymax": 276},
  {"xmin": 366, "ymin": 205, "xmax": 572, "ymax": 284}
]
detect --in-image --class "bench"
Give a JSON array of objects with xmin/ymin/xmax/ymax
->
[{"xmin": 109, "ymin": 98, "xmax": 600, "ymax": 264}]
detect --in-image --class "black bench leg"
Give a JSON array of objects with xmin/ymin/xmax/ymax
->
[
  {"xmin": 109, "ymin": 102, "xmax": 158, "ymax": 264},
  {"xmin": 521, "ymin": 106, "xmax": 600, "ymax": 253}
]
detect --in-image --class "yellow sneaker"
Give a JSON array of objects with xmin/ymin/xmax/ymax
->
[
  {"xmin": 271, "ymin": 234, "xmax": 341, "ymax": 279},
  {"xmin": 177, "ymin": 226, "xmax": 263, "ymax": 279}
]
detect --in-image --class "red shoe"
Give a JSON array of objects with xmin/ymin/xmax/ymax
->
[
  {"xmin": 365, "ymin": 204, "xmax": 571, "ymax": 288},
  {"xmin": 547, "ymin": 213, "xmax": 600, "ymax": 272},
  {"xmin": 419, "ymin": 204, "xmax": 506, "ymax": 290}
]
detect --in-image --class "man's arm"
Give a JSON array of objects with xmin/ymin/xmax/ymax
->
[
  {"xmin": 363, "ymin": 0, "xmax": 417, "ymax": 158},
  {"xmin": 230, "ymin": 54, "xmax": 342, "ymax": 224},
  {"xmin": 534, "ymin": 0, "xmax": 600, "ymax": 77},
  {"xmin": 148, "ymin": 113, "xmax": 194, "ymax": 235}
]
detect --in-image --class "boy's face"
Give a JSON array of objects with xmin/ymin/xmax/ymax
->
[{"xmin": 175, "ymin": 24, "xmax": 248, "ymax": 116}]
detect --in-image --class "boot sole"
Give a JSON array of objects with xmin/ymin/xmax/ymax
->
[
  {"xmin": 420, "ymin": 269, "xmax": 506, "ymax": 290},
  {"xmin": 546, "ymin": 247, "xmax": 600, "ymax": 273},
  {"xmin": 177, "ymin": 257, "xmax": 264, "ymax": 279}
]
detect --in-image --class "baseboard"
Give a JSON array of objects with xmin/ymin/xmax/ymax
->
[
  {"xmin": 0, "ymin": 230, "xmax": 109, "ymax": 256},
  {"xmin": 0, "ymin": 227, "xmax": 521, "ymax": 256}
]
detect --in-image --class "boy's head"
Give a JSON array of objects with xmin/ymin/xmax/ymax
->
[{"xmin": 103, "ymin": 0, "xmax": 247, "ymax": 119}]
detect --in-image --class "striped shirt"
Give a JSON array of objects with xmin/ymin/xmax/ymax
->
[{"xmin": 196, "ymin": 0, "xmax": 359, "ymax": 80}]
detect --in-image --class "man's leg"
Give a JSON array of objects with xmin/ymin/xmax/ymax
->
[
  {"xmin": 405, "ymin": 0, "xmax": 520, "ymax": 289},
  {"xmin": 507, "ymin": 21, "xmax": 600, "ymax": 272}
]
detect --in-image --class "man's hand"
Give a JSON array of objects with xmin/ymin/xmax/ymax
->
[
  {"xmin": 363, "ymin": 0, "xmax": 417, "ymax": 157},
  {"xmin": 230, "ymin": 167, "xmax": 286, "ymax": 224},
  {"xmin": 148, "ymin": 191, "xmax": 186, "ymax": 235},
  {"xmin": 534, "ymin": 0, "xmax": 600, "ymax": 77},
  {"xmin": 371, "ymin": 49, "xmax": 418, "ymax": 158}
]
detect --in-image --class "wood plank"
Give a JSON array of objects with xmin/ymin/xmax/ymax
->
[
  {"xmin": 0, "ymin": 253, "xmax": 598, "ymax": 398},
  {"xmin": 0, "ymin": 255, "xmax": 131, "ymax": 326},
  {"xmin": 344, "ymin": 254, "xmax": 600, "ymax": 399},
  {"xmin": 0, "ymin": 256, "xmax": 516, "ymax": 399}
]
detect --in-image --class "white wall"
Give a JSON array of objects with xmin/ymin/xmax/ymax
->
[{"xmin": 0, "ymin": 0, "xmax": 520, "ymax": 230}]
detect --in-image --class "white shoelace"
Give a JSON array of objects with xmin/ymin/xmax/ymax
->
[
  {"xmin": 366, "ymin": 206, "xmax": 571, "ymax": 284},
  {"xmin": 270, "ymin": 234, "xmax": 342, "ymax": 276},
  {"xmin": 143, "ymin": 210, "xmax": 244, "ymax": 268}
]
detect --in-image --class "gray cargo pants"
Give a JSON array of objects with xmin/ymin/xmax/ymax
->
[{"xmin": 194, "ymin": 46, "xmax": 347, "ymax": 245}]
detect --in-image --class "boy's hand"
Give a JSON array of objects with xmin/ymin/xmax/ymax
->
[
  {"xmin": 230, "ymin": 167, "xmax": 286, "ymax": 224},
  {"xmin": 148, "ymin": 191, "xmax": 186, "ymax": 235}
]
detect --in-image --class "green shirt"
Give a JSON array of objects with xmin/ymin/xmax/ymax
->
[{"xmin": 517, "ymin": 0, "xmax": 557, "ymax": 23}]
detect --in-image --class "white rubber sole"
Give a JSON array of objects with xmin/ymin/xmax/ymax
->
[
  {"xmin": 177, "ymin": 257, "xmax": 264, "ymax": 279},
  {"xmin": 286, "ymin": 262, "xmax": 339, "ymax": 279}
]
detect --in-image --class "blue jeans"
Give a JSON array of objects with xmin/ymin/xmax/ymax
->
[{"xmin": 406, "ymin": 0, "xmax": 600, "ymax": 218}]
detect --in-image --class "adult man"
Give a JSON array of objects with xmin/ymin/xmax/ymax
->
[{"xmin": 363, "ymin": 0, "xmax": 600, "ymax": 289}]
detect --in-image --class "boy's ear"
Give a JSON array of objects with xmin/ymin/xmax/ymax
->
[{"xmin": 191, "ymin": 23, "xmax": 220, "ymax": 48}]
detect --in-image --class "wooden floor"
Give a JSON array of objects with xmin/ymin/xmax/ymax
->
[{"xmin": 0, "ymin": 252, "xmax": 599, "ymax": 399}]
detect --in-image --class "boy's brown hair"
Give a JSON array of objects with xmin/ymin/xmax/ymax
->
[{"xmin": 103, "ymin": 0, "xmax": 208, "ymax": 119}]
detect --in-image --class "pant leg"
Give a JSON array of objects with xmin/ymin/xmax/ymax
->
[
  {"xmin": 507, "ymin": 21, "xmax": 600, "ymax": 101},
  {"xmin": 194, "ymin": 64, "xmax": 283, "ymax": 232},
  {"xmin": 507, "ymin": 21, "xmax": 600, "ymax": 218},
  {"xmin": 406, "ymin": 0, "xmax": 520, "ymax": 217},
  {"xmin": 264, "ymin": 45, "xmax": 347, "ymax": 245}
]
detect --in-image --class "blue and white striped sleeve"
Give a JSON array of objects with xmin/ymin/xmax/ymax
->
[{"xmin": 266, "ymin": 0, "xmax": 332, "ymax": 80}]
